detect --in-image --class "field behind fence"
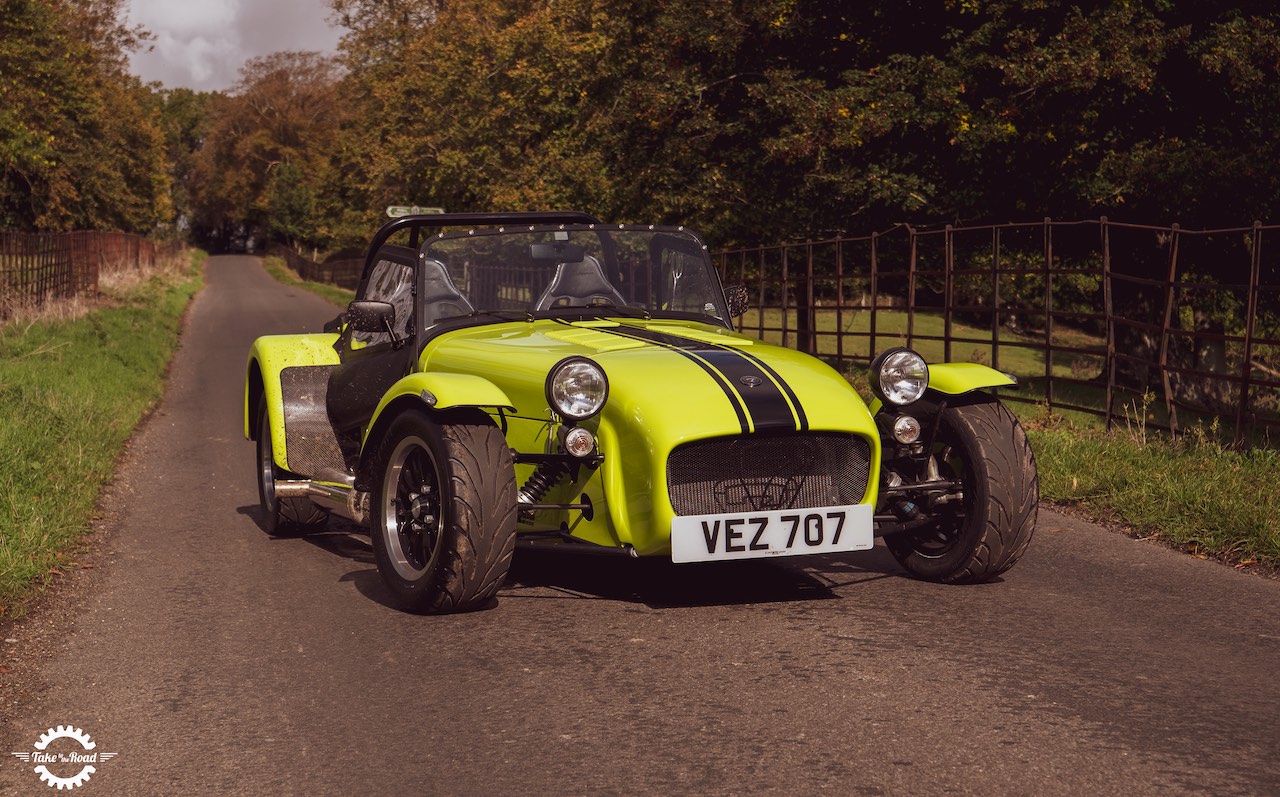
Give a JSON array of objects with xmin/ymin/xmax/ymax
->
[
  {"xmin": 0, "ymin": 231, "xmax": 182, "ymax": 317},
  {"xmin": 715, "ymin": 218, "xmax": 1280, "ymax": 446}
]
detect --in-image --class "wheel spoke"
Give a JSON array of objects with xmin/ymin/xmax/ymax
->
[
  {"xmin": 411, "ymin": 522, "xmax": 427, "ymax": 568},
  {"xmin": 400, "ymin": 456, "xmax": 418, "ymax": 495},
  {"xmin": 381, "ymin": 437, "xmax": 446, "ymax": 579}
]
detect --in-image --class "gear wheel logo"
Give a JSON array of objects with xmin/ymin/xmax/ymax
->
[{"xmin": 11, "ymin": 725, "xmax": 118, "ymax": 790}]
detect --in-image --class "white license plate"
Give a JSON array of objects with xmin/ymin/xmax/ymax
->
[{"xmin": 670, "ymin": 504, "xmax": 873, "ymax": 563}]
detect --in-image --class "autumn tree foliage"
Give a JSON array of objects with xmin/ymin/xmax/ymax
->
[
  {"xmin": 187, "ymin": 51, "xmax": 344, "ymax": 251},
  {"xmin": 312, "ymin": 0, "xmax": 1280, "ymax": 248},
  {"xmin": 14, "ymin": 0, "xmax": 1280, "ymax": 249},
  {"xmin": 0, "ymin": 0, "xmax": 171, "ymax": 232}
]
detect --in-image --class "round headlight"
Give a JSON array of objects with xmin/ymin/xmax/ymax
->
[
  {"xmin": 871, "ymin": 348, "xmax": 929, "ymax": 406},
  {"xmin": 546, "ymin": 357, "xmax": 608, "ymax": 421}
]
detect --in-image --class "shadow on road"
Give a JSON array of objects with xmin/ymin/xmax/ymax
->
[
  {"xmin": 237, "ymin": 504, "xmax": 907, "ymax": 611},
  {"xmin": 501, "ymin": 544, "xmax": 903, "ymax": 609}
]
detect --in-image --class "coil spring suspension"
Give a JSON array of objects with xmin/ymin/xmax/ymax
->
[{"xmin": 518, "ymin": 460, "xmax": 569, "ymax": 505}]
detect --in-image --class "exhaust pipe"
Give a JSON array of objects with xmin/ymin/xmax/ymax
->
[{"xmin": 276, "ymin": 480, "xmax": 369, "ymax": 524}]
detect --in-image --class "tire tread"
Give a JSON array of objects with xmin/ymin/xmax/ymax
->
[
  {"xmin": 887, "ymin": 398, "xmax": 1038, "ymax": 583},
  {"xmin": 372, "ymin": 409, "xmax": 517, "ymax": 614}
]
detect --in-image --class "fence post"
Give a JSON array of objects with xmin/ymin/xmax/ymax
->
[
  {"xmin": 756, "ymin": 248, "xmax": 766, "ymax": 339},
  {"xmin": 1101, "ymin": 217, "xmax": 1115, "ymax": 432},
  {"xmin": 835, "ymin": 238, "xmax": 844, "ymax": 367},
  {"xmin": 88, "ymin": 231, "xmax": 98, "ymax": 294},
  {"xmin": 1235, "ymin": 221, "xmax": 1262, "ymax": 446},
  {"xmin": 869, "ymin": 232, "xmax": 879, "ymax": 359},
  {"xmin": 797, "ymin": 241, "xmax": 816, "ymax": 354},
  {"xmin": 944, "ymin": 224, "xmax": 954, "ymax": 363},
  {"xmin": 738, "ymin": 250, "xmax": 747, "ymax": 334},
  {"xmin": 991, "ymin": 226, "xmax": 1001, "ymax": 373},
  {"xmin": 907, "ymin": 227, "xmax": 917, "ymax": 350},
  {"xmin": 1157, "ymin": 223, "xmax": 1181, "ymax": 436},
  {"xmin": 1043, "ymin": 218, "xmax": 1054, "ymax": 412},
  {"xmin": 781, "ymin": 245, "xmax": 790, "ymax": 349}
]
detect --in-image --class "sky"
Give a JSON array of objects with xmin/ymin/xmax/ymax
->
[{"xmin": 125, "ymin": 0, "xmax": 345, "ymax": 92}]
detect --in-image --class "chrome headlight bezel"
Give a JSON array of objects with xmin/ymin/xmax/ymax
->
[
  {"xmin": 546, "ymin": 356, "xmax": 609, "ymax": 421},
  {"xmin": 870, "ymin": 347, "xmax": 929, "ymax": 406}
]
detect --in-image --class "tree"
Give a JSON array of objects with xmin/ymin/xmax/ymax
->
[
  {"xmin": 188, "ymin": 51, "xmax": 343, "ymax": 251},
  {"xmin": 151, "ymin": 88, "xmax": 215, "ymax": 238},
  {"xmin": 316, "ymin": 0, "xmax": 1280, "ymax": 248},
  {"xmin": 266, "ymin": 161, "xmax": 316, "ymax": 250},
  {"xmin": 0, "ymin": 0, "xmax": 171, "ymax": 232}
]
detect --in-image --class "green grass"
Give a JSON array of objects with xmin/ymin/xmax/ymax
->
[
  {"xmin": 740, "ymin": 306, "xmax": 1105, "ymax": 382},
  {"xmin": 1024, "ymin": 406, "xmax": 1280, "ymax": 569},
  {"xmin": 262, "ymin": 255, "xmax": 353, "ymax": 306},
  {"xmin": 0, "ymin": 251, "xmax": 204, "ymax": 614}
]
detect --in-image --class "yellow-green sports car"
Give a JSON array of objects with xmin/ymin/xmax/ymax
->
[{"xmin": 245, "ymin": 212, "xmax": 1038, "ymax": 613}]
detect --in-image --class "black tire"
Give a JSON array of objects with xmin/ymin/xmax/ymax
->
[
  {"xmin": 369, "ymin": 408, "xmax": 518, "ymax": 613},
  {"xmin": 885, "ymin": 398, "xmax": 1037, "ymax": 583},
  {"xmin": 256, "ymin": 403, "xmax": 328, "ymax": 536}
]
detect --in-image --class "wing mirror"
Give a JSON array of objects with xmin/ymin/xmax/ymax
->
[
  {"xmin": 347, "ymin": 300, "xmax": 407, "ymax": 348},
  {"xmin": 723, "ymin": 284, "xmax": 750, "ymax": 318},
  {"xmin": 347, "ymin": 300, "xmax": 396, "ymax": 333}
]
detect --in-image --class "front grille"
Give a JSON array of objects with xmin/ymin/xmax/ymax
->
[{"xmin": 667, "ymin": 434, "xmax": 872, "ymax": 516}]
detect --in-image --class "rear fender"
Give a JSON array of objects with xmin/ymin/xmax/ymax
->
[{"xmin": 244, "ymin": 334, "xmax": 342, "ymax": 469}]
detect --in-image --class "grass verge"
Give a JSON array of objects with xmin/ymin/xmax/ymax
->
[
  {"xmin": 262, "ymin": 255, "xmax": 353, "ymax": 306},
  {"xmin": 0, "ymin": 250, "xmax": 204, "ymax": 615},
  {"xmin": 1025, "ymin": 407, "xmax": 1280, "ymax": 571}
]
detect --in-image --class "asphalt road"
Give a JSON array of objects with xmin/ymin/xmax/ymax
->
[{"xmin": 2, "ymin": 255, "xmax": 1279, "ymax": 796}]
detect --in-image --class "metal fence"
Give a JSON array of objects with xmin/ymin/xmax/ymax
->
[
  {"xmin": 272, "ymin": 245, "xmax": 363, "ymax": 290},
  {"xmin": 714, "ymin": 218, "xmax": 1280, "ymax": 446},
  {"xmin": 0, "ymin": 231, "xmax": 176, "ymax": 314}
]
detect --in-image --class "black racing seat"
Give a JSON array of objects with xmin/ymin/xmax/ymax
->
[
  {"xmin": 421, "ymin": 257, "xmax": 474, "ymax": 326},
  {"xmin": 533, "ymin": 255, "xmax": 628, "ymax": 310}
]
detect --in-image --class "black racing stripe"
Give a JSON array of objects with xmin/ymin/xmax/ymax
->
[
  {"xmin": 613, "ymin": 324, "xmax": 798, "ymax": 433},
  {"xmin": 731, "ymin": 347, "xmax": 809, "ymax": 431},
  {"xmin": 597, "ymin": 325, "xmax": 750, "ymax": 434}
]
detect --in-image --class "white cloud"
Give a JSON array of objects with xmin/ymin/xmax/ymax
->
[
  {"xmin": 146, "ymin": 30, "xmax": 240, "ymax": 86},
  {"xmin": 129, "ymin": 0, "xmax": 240, "ymax": 36},
  {"xmin": 126, "ymin": 0, "xmax": 343, "ymax": 91}
]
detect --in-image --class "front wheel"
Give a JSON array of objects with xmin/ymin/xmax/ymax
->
[
  {"xmin": 370, "ymin": 409, "xmax": 518, "ymax": 613},
  {"xmin": 885, "ymin": 398, "xmax": 1038, "ymax": 583}
]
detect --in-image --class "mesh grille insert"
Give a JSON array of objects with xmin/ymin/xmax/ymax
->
[{"xmin": 667, "ymin": 434, "xmax": 872, "ymax": 516}]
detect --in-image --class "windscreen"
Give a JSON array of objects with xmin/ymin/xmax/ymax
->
[{"xmin": 418, "ymin": 225, "xmax": 730, "ymax": 327}]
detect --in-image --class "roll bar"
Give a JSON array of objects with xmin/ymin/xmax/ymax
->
[{"xmin": 362, "ymin": 211, "xmax": 602, "ymax": 277}]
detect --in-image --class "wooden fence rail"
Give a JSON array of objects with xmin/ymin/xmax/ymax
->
[{"xmin": 0, "ymin": 231, "xmax": 178, "ymax": 315}]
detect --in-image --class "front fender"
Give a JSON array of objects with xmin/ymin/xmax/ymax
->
[
  {"xmin": 871, "ymin": 362, "xmax": 1016, "ymax": 414},
  {"xmin": 361, "ymin": 372, "xmax": 516, "ymax": 446},
  {"xmin": 927, "ymin": 362, "xmax": 1017, "ymax": 395}
]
